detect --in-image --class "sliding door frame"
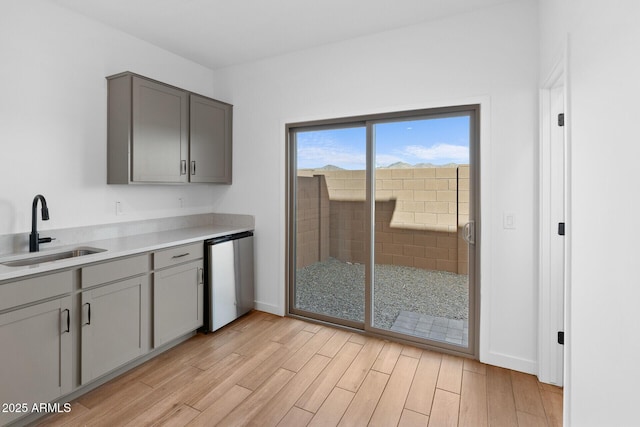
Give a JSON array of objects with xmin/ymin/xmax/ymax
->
[{"xmin": 286, "ymin": 104, "xmax": 480, "ymax": 358}]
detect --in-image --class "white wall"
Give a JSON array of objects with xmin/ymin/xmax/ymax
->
[
  {"xmin": 0, "ymin": 0, "xmax": 220, "ymax": 239},
  {"xmin": 212, "ymin": 0, "xmax": 540, "ymax": 373},
  {"xmin": 540, "ymin": 1, "xmax": 640, "ymax": 425}
]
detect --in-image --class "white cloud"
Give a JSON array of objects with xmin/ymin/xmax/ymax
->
[
  {"xmin": 403, "ymin": 143, "xmax": 468, "ymax": 163},
  {"xmin": 298, "ymin": 145, "xmax": 365, "ymax": 167}
]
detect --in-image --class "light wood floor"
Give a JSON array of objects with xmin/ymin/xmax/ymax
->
[{"xmin": 37, "ymin": 311, "xmax": 562, "ymax": 426}]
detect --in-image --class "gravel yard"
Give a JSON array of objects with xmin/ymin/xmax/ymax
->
[{"xmin": 295, "ymin": 257, "xmax": 469, "ymax": 329}]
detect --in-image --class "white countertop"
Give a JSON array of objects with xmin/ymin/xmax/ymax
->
[{"xmin": 0, "ymin": 224, "xmax": 253, "ymax": 282}]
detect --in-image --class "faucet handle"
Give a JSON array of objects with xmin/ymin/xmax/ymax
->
[{"xmin": 38, "ymin": 237, "xmax": 55, "ymax": 244}]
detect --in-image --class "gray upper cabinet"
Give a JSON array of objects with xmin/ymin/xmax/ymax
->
[
  {"xmin": 107, "ymin": 72, "xmax": 232, "ymax": 185},
  {"xmin": 190, "ymin": 94, "xmax": 232, "ymax": 183}
]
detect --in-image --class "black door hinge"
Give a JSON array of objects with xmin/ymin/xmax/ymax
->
[
  {"xmin": 558, "ymin": 222, "xmax": 565, "ymax": 236},
  {"xmin": 558, "ymin": 113, "xmax": 565, "ymax": 127},
  {"xmin": 558, "ymin": 331, "xmax": 565, "ymax": 345}
]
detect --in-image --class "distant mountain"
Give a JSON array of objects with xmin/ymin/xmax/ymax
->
[
  {"xmin": 303, "ymin": 162, "xmax": 466, "ymax": 171},
  {"xmin": 302, "ymin": 164, "xmax": 344, "ymax": 171},
  {"xmin": 379, "ymin": 162, "xmax": 462, "ymax": 169},
  {"xmin": 382, "ymin": 161, "xmax": 413, "ymax": 169}
]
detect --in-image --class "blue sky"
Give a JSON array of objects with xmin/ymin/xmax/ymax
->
[{"xmin": 296, "ymin": 115, "xmax": 470, "ymax": 170}]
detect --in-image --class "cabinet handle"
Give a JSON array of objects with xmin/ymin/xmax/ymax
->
[
  {"xmin": 84, "ymin": 303, "xmax": 91, "ymax": 325},
  {"xmin": 172, "ymin": 252, "xmax": 190, "ymax": 259},
  {"xmin": 199, "ymin": 267, "xmax": 204, "ymax": 284},
  {"xmin": 191, "ymin": 160, "xmax": 196, "ymax": 175},
  {"xmin": 62, "ymin": 309, "xmax": 70, "ymax": 333},
  {"xmin": 181, "ymin": 160, "xmax": 187, "ymax": 175}
]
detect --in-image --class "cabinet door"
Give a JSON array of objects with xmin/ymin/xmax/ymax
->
[
  {"xmin": 154, "ymin": 260, "xmax": 203, "ymax": 346},
  {"xmin": 81, "ymin": 276, "xmax": 150, "ymax": 384},
  {"xmin": 0, "ymin": 297, "xmax": 72, "ymax": 426},
  {"xmin": 132, "ymin": 76, "xmax": 188, "ymax": 183},
  {"xmin": 190, "ymin": 94, "xmax": 232, "ymax": 184}
]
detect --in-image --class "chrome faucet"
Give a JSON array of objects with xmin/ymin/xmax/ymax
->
[{"xmin": 29, "ymin": 194, "xmax": 53, "ymax": 252}]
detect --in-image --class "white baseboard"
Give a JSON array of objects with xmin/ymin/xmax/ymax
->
[
  {"xmin": 481, "ymin": 351, "xmax": 538, "ymax": 376},
  {"xmin": 254, "ymin": 301, "xmax": 283, "ymax": 316}
]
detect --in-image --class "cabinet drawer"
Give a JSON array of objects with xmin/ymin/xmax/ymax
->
[
  {"xmin": 154, "ymin": 242, "xmax": 203, "ymax": 269},
  {"xmin": 0, "ymin": 271, "xmax": 71, "ymax": 312},
  {"xmin": 82, "ymin": 254, "xmax": 149, "ymax": 289}
]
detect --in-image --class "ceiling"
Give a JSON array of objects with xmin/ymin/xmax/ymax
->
[{"xmin": 52, "ymin": 0, "xmax": 514, "ymax": 70}]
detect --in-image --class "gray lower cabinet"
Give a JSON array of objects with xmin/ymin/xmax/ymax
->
[
  {"xmin": 107, "ymin": 72, "xmax": 232, "ymax": 185},
  {"xmin": 154, "ymin": 259, "xmax": 204, "ymax": 346},
  {"xmin": 0, "ymin": 295, "xmax": 72, "ymax": 426},
  {"xmin": 80, "ymin": 275, "xmax": 150, "ymax": 384},
  {"xmin": 0, "ymin": 241, "xmax": 207, "ymax": 425}
]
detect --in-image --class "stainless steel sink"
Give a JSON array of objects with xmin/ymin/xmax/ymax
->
[{"xmin": 0, "ymin": 247, "xmax": 106, "ymax": 267}]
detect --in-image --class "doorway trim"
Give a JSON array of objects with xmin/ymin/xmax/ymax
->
[{"xmin": 539, "ymin": 51, "xmax": 568, "ymax": 386}]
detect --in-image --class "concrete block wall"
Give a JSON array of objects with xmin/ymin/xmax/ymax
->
[
  {"xmin": 296, "ymin": 176, "xmax": 330, "ymax": 268},
  {"xmin": 297, "ymin": 166, "xmax": 470, "ymax": 274}
]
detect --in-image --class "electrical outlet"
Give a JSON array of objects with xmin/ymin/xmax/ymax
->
[{"xmin": 115, "ymin": 201, "xmax": 124, "ymax": 216}]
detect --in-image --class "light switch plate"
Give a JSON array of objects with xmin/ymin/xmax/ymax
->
[{"xmin": 503, "ymin": 212, "xmax": 516, "ymax": 229}]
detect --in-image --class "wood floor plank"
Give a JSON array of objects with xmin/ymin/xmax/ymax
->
[
  {"xmin": 90, "ymin": 364, "xmax": 202, "ymax": 427},
  {"xmin": 459, "ymin": 370, "xmax": 488, "ymax": 427},
  {"xmin": 398, "ymin": 408, "xmax": 429, "ymax": 427},
  {"xmin": 216, "ymin": 368, "xmax": 295, "ymax": 427},
  {"xmin": 511, "ymin": 371, "xmax": 546, "ymax": 418},
  {"xmin": 516, "ymin": 410, "xmax": 549, "ymax": 427},
  {"xmin": 271, "ymin": 317, "xmax": 308, "ymax": 343},
  {"xmin": 155, "ymin": 404, "xmax": 200, "ymax": 427},
  {"xmin": 160, "ymin": 351, "xmax": 246, "ymax": 410},
  {"xmin": 137, "ymin": 354, "xmax": 203, "ymax": 388},
  {"xmin": 336, "ymin": 337, "xmax": 385, "ymax": 392},
  {"xmin": 180, "ymin": 328, "xmax": 242, "ymax": 367},
  {"xmin": 436, "ymin": 354, "xmax": 464, "ymax": 394},
  {"xmin": 486, "ymin": 365, "xmax": 518, "ymax": 427},
  {"xmin": 250, "ymin": 354, "xmax": 331, "ymax": 426},
  {"xmin": 75, "ymin": 366, "xmax": 146, "ymax": 409},
  {"xmin": 401, "ymin": 345, "xmax": 423, "ymax": 359},
  {"xmin": 338, "ymin": 370, "xmax": 389, "ymax": 427},
  {"xmin": 193, "ymin": 319, "xmax": 278, "ymax": 369},
  {"xmin": 539, "ymin": 384, "xmax": 563, "ymax": 427},
  {"xmin": 371, "ymin": 341, "xmax": 404, "ymax": 374},
  {"xmin": 303, "ymin": 323, "xmax": 323, "ymax": 333},
  {"xmin": 463, "ymin": 358, "xmax": 487, "ymax": 375},
  {"xmin": 233, "ymin": 316, "xmax": 290, "ymax": 356},
  {"xmin": 237, "ymin": 329, "xmax": 313, "ymax": 391},
  {"xmin": 369, "ymin": 355, "xmax": 419, "ymax": 427},
  {"xmin": 405, "ymin": 350, "xmax": 442, "ymax": 415},
  {"xmin": 428, "ymin": 389, "xmax": 460, "ymax": 427},
  {"xmin": 189, "ymin": 342, "xmax": 282, "ymax": 410},
  {"xmin": 317, "ymin": 329, "xmax": 351, "ymax": 358},
  {"xmin": 347, "ymin": 332, "xmax": 367, "ymax": 345},
  {"xmin": 281, "ymin": 327, "xmax": 335, "ymax": 372},
  {"xmin": 35, "ymin": 402, "xmax": 90, "ymax": 426},
  {"xmin": 67, "ymin": 381, "xmax": 153, "ymax": 426},
  {"xmin": 296, "ymin": 341, "xmax": 362, "ymax": 413},
  {"xmin": 278, "ymin": 406, "xmax": 314, "ymax": 427},
  {"xmin": 186, "ymin": 384, "xmax": 252, "ymax": 427},
  {"xmin": 308, "ymin": 387, "xmax": 355, "ymax": 427}
]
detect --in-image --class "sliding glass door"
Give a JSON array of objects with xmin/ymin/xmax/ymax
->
[
  {"xmin": 370, "ymin": 115, "xmax": 473, "ymax": 348},
  {"xmin": 288, "ymin": 106, "xmax": 478, "ymax": 354},
  {"xmin": 290, "ymin": 125, "xmax": 367, "ymax": 327}
]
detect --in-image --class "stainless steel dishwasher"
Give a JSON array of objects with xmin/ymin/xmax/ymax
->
[{"xmin": 204, "ymin": 231, "xmax": 254, "ymax": 332}]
